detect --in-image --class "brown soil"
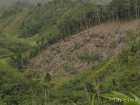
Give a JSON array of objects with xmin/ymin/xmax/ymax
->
[{"xmin": 28, "ymin": 20, "xmax": 140, "ymax": 76}]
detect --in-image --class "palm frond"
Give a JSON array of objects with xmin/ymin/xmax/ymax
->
[
  {"xmin": 129, "ymin": 93, "xmax": 140, "ymax": 104},
  {"xmin": 102, "ymin": 91, "xmax": 140, "ymax": 105}
]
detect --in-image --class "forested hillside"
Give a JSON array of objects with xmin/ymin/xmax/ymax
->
[{"xmin": 0, "ymin": 0, "xmax": 140, "ymax": 105}]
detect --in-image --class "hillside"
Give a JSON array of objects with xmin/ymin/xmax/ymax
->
[
  {"xmin": 29, "ymin": 20, "xmax": 140, "ymax": 76},
  {"xmin": 0, "ymin": 0, "xmax": 140, "ymax": 105},
  {"xmin": 27, "ymin": 20, "xmax": 140, "ymax": 105},
  {"xmin": 50, "ymin": 32, "xmax": 140, "ymax": 105},
  {"xmin": 27, "ymin": 19, "xmax": 140, "ymax": 105}
]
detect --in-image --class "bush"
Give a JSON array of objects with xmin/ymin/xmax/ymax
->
[{"xmin": 79, "ymin": 54, "xmax": 101, "ymax": 63}]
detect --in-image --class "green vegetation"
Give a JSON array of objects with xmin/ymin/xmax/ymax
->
[
  {"xmin": 0, "ymin": 61, "xmax": 52, "ymax": 105},
  {"xmin": 79, "ymin": 54, "xmax": 101, "ymax": 63},
  {"xmin": 22, "ymin": 0, "xmax": 98, "ymax": 36},
  {"xmin": 22, "ymin": 0, "xmax": 140, "ymax": 37},
  {"xmin": 0, "ymin": 0, "xmax": 140, "ymax": 105},
  {"xmin": 0, "ymin": 59, "xmax": 30, "ymax": 105},
  {"xmin": 102, "ymin": 92, "xmax": 140, "ymax": 105}
]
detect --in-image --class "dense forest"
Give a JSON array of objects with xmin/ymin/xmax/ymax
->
[{"xmin": 0, "ymin": 0, "xmax": 140, "ymax": 105}]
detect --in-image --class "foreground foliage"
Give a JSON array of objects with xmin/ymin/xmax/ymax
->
[{"xmin": 102, "ymin": 92, "xmax": 140, "ymax": 105}]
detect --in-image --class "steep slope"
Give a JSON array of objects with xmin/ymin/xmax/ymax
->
[{"xmin": 29, "ymin": 20, "xmax": 140, "ymax": 76}]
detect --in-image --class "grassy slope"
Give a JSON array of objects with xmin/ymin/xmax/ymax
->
[
  {"xmin": 0, "ymin": 11, "xmax": 36, "ymax": 56},
  {"xmin": 0, "ymin": 10, "xmax": 38, "ymax": 72}
]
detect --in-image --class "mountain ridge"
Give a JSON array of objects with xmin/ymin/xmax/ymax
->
[{"xmin": 0, "ymin": 0, "xmax": 111, "ymax": 9}]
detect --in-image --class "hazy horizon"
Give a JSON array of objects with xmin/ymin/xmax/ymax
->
[{"xmin": 0, "ymin": 0, "xmax": 111, "ymax": 9}]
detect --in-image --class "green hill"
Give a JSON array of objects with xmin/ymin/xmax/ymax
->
[{"xmin": 0, "ymin": 0, "xmax": 140, "ymax": 105}]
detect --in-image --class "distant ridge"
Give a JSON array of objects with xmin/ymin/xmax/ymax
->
[{"xmin": 0, "ymin": 0, "xmax": 111, "ymax": 9}]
